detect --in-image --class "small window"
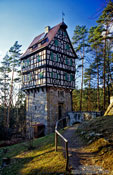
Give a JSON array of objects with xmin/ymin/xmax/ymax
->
[
  {"xmin": 39, "ymin": 72, "xmax": 44, "ymax": 79},
  {"xmin": 41, "ymin": 38, "xmax": 48, "ymax": 45},
  {"xmin": 32, "ymin": 44, "xmax": 38, "ymax": 50},
  {"xmin": 54, "ymin": 73, "xmax": 58, "ymax": 79},
  {"xmin": 27, "ymin": 59, "xmax": 30, "ymax": 66},
  {"xmin": 28, "ymin": 74, "xmax": 31, "ymax": 81},
  {"xmin": 37, "ymin": 55, "xmax": 41, "ymax": 62},
  {"xmin": 22, "ymin": 61, "xmax": 25, "ymax": 68}
]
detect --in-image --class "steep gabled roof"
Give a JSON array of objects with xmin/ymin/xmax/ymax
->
[{"xmin": 21, "ymin": 22, "xmax": 67, "ymax": 59}]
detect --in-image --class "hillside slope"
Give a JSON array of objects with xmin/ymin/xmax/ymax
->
[
  {"xmin": 0, "ymin": 133, "xmax": 66, "ymax": 175},
  {"xmin": 75, "ymin": 115, "xmax": 113, "ymax": 174}
]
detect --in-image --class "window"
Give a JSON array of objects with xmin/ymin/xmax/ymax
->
[
  {"xmin": 32, "ymin": 44, "xmax": 38, "ymax": 50},
  {"xmin": 54, "ymin": 73, "xmax": 58, "ymax": 79},
  {"xmin": 28, "ymin": 74, "xmax": 31, "ymax": 81},
  {"xmin": 22, "ymin": 61, "xmax": 25, "ymax": 69},
  {"xmin": 41, "ymin": 38, "xmax": 48, "ymax": 45},
  {"xmin": 27, "ymin": 59, "xmax": 30, "ymax": 66},
  {"xmin": 37, "ymin": 55, "xmax": 41, "ymax": 62},
  {"xmin": 39, "ymin": 72, "xmax": 44, "ymax": 79}
]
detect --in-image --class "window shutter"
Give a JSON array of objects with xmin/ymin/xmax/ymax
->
[
  {"xmin": 70, "ymin": 59, "xmax": 72, "ymax": 66},
  {"xmin": 66, "ymin": 44, "xmax": 70, "ymax": 50},
  {"xmin": 50, "ymin": 52, "xmax": 53, "ymax": 60},
  {"xmin": 56, "ymin": 54, "xmax": 59, "ymax": 62},
  {"xmin": 51, "ymin": 72, "xmax": 53, "ymax": 78},
  {"xmin": 55, "ymin": 39, "xmax": 58, "ymax": 46},
  {"xmin": 65, "ymin": 73, "xmax": 68, "ymax": 81},
  {"xmin": 70, "ymin": 74, "xmax": 74, "ymax": 81}
]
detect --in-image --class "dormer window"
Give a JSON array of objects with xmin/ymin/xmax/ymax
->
[
  {"xmin": 41, "ymin": 38, "xmax": 48, "ymax": 45},
  {"xmin": 32, "ymin": 43, "xmax": 38, "ymax": 50}
]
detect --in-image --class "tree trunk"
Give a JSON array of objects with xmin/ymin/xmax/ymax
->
[
  {"xmin": 96, "ymin": 49, "xmax": 100, "ymax": 111},
  {"xmin": 80, "ymin": 42, "xmax": 84, "ymax": 111},
  {"xmin": 88, "ymin": 78, "xmax": 91, "ymax": 111},
  {"xmin": 7, "ymin": 66, "xmax": 14, "ymax": 128},
  {"xmin": 103, "ymin": 36, "xmax": 106, "ymax": 111}
]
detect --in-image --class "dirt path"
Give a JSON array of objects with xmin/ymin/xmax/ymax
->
[
  {"xmin": 61, "ymin": 124, "xmax": 109, "ymax": 175},
  {"xmin": 62, "ymin": 124, "xmax": 83, "ymax": 171},
  {"xmin": 61, "ymin": 124, "xmax": 99, "ymax": 175}
]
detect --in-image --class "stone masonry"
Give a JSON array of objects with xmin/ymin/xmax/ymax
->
[{"xmin": 26, "ymin": 87, "xmax": 72, "ymax": 136}]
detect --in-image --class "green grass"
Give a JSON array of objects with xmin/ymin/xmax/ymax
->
[{"xmin": 0, "ymin": 133, "xmax": 66, "ymax": 175}]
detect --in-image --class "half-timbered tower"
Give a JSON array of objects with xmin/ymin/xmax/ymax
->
[{"xmin": 21, "ymin": 22, "xmax": 77, "ymax": 137}]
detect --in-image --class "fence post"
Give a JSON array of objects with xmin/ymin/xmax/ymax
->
[
  {"xmin": 55, "ymin": 131, "xmax": 58, "ymax": 152},
  {"xmin": 65, "ymin": 141, "xmax": 69, "ymax": 171}
]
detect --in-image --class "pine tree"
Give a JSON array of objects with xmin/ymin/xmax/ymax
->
[
  {"xmin": 72, "ymin": 25, "xmax": 89, "ymax": 111},
  {"xmin": 0, "ymin": 54, "xmax": 11, "ymax": 128},
  {"xmin": 97, "ymin": 0, "xmax": 113, "ymax": 110},
  {"xmin": 7, "ymin": 41, "xmax": 22, "ymax": 128},
  {"xmin": 88, "ymin": 26, "xmax": 103, "ymax": 111}
]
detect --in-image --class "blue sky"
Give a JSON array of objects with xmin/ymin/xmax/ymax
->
[{"xmin": 0, "ymin": 0, "xmax": 106, "ymax": 59}]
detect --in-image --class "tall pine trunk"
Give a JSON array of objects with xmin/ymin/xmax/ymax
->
[
  {"xmin": 103, "ymin": 36, "xmax": 106, "ymax": 111},
  {"xmin": 7, "ymin": 66, "xmax": 14, "ymax": 128},
  {"xmin": 80, "ymin": 41, "xmax": 84, "ymax": 111},
  {"xmin": 80, "ymin": 58, "xmax": 84, "ymax": 111},
  {"xmin": 96, "ymin": 49, "xmax": 100, "ymax": 111}
]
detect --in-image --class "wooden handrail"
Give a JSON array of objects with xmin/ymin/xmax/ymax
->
[{"xmin": 55, "ymin": 116, "xmax": 69, "ymax": 171}]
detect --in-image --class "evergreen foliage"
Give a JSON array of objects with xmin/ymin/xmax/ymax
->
[{"xmin": 72, "ymin": 1, "xmax": 113, "ymax": 112}]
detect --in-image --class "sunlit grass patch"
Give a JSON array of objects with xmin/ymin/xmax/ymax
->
[{"xmin": 0, "ymin": 133, "xmax": 66, "ymax": 175}]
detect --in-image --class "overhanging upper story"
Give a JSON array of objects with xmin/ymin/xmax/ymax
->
[{"xmin": 21, "ymin": 22, "xmax": 77, "ymax": 91}]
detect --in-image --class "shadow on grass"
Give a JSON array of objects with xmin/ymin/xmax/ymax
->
[{"xmin": 0, "ymin": 148, "xmax": 66, "ymax": 175}]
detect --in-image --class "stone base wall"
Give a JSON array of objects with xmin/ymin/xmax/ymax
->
[
  {"xmin": 47, "ymin": 87, "xmax": 72, "ymax": 133},
  {"xmin": 26, "ymin": 88, "xmax": 47, "ymax": 137},
  {"xmin": 26, "ymin": 87, "xmax": 72, "ymax": 136}
]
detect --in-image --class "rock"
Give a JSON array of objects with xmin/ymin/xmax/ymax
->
[
  {"xmin": 95, "ymin": 133, "xmax": 103, "ymax": 137},
  {"xmin": 89, "ymin": 132, "xmax": 95, "ymax": 137}
]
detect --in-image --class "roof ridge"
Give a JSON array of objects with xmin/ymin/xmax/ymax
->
[{"xmin": 21, "ymin": 22, "xmax": 66, "ymax": 58}]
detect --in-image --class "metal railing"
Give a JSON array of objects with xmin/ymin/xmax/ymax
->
[{"xmin": 55, "ymin": 117, "xmax": 69, "ymax": 171}]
